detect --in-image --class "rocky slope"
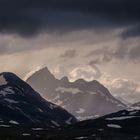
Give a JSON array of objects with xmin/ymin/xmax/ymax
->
[{"xmin": 27, "ymin": 67, "xmax": 126, "ymax": 120}]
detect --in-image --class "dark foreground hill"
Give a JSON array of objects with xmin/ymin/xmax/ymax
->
[
  {"xmin": 0, "ymin": 72, "xmax": 140, "ymax": 140},
  {"xmin": 0, "ymin": 72, "xmax": 77, "ymax": 128},
  {"xmin": 0, "ymin": 109, "xmax": 140, "ymax": 140}
]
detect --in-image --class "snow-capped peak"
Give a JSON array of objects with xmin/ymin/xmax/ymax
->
[{"xmin": 0, "ymin": 75, "xmax": 7, "ymax": 86}]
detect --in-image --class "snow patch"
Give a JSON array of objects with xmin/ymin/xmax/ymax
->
[
  {"xmin": 117, "ymin": 104, "xmax": 125, "ymax": 107},
  {"xmin": 4, "ymin": 87, "xmax": 14, "ymax": 93},
  {"xmin": 52, "ymin": 94, "xmax": 60, "ymax": 101},
  {"xmin": 51, "ymin": 120, "xmax": 60, "ymax": 127},
  {"xmin": 0, "ymin": 75, "xmax": 7, "ymax": 86},
  {"xmin": 106, "ymin": 98, "xmax": 115, "ymax": 103},
  {"xmin": 75, "ymin": 136, "xmax": 87, "ymax": 139},
  {"xmin": 32, "ymin": 128, "xmax": 43, "ymax": 131},
  {"xmin": 49, "ymin": 104, "xmax": 58, "ymax": 110},
  {"xmin": 55, "ymin": 87, "xmax": 81, "ymax": 94},
  {"xmin": 9, "ymin": 120, "xmax": 19, "ymax": 125},
  {"xmin": 129, "ymin": 111, "xmax": 138, "ymax": 115},
  {"xmin": 107, "ymin": 124, "xmax": 122, "ymax": 128},
  {"xmin": 94, "ymin": 115, "xmax": 100, "ymax": 118},
  {"xmin": 0, "ymin": 125, "xmax": 11, "ymax": 127},
  {"xmin": 106, "ymin": 116, "xmax": 138, "ymax": 120},
  {"xmin": 89, "ymin": 91, "xmax": 97, "ymax": 95},
  {"xmin": 98, "ymin": 128, "xmax": 104, "ymax": 131},
  {"xmin": 0, "ymin": 87, "xmax": 15, "ymax": 97},
  {"xmin": 55, "ymin": 100, "xmax": 63, "ymax": 106},
  {"xmin": 38, "ymin": 108, "xmax": 44, "ymax": 112},
  {"xmin": 4, "ymin": 98, "xmax": 18, "ymax": 104},
  {"xmin": 77, "ymin": 115, "xmax": 93, "ymax": 120},
  {"xmin": 65, "ymin": 117, "xmax": 73, "ymax": 125},
  {"xmin": 22, "ymin": 133, "xmax": 31, "ymax": 136},
  {"xmin": 76, "ymin": 108, "xmax": 85, "ymax": 114}
]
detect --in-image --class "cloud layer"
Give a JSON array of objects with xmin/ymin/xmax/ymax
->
[
  {"xmin": 53, "ymin": 65, "xmax": 140, "ymax": 103},
  {"xmin": 0, "ymin": 0, "xmax": 140, "ymax": 38},
  {"xmin": 88, "ymin": 45, "xmax": 140, "ymax": 65},
  {"xmin": 0, "ymin": 0, "xmax": 140, "ymax": 103}
]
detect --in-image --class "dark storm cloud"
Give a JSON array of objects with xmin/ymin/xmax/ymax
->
[
  {"xmin": 121, "ymin": 24, "xmax": 140, "ymax": 39},
  {"xmin": 0, "ymin": 0, "xmax": 140, "ymax": 37}
]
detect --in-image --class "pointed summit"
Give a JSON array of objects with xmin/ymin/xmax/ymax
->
[
  {"xmin": 27, "ymin": 67, "xmax": 56, "ymax": 83},
  {"xmin": 27, "ymin": 67, "xmax": 58, "ymax": 92},
  {"xmin": 28, "ymin": 67, "xmax": 56, "ymax": 81}
]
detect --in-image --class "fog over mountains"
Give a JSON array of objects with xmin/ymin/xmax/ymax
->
[{"xmin": 27, "ymin": 67, "xmax": 126, "ymax": 120}]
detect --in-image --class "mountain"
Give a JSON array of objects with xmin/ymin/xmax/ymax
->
[
  {"xmin": 51, "ymin": 109, "xmax": 140, "ymax": 140},
  {"xmin": 1, "ymin": 109, "xmax": 140, "ymax": 140},
  {"xmin": 0, "ymin": 72, "xmax": 77, "ymax": 128},
  {"xmin": 131, "ymin": 102, "xmax": 140, "ymax": 110},
  {"xmin": 27, "ymin": 67, "xmax": 126, "ymax": 120},
  {"xmin": 117, "ymin": 97, "xmax": 131, "ymax": 107}
]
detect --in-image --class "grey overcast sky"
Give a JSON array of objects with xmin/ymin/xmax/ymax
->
[{"xmin": 0, "ymin": 0, "xmax": 140, "ymax": 103}]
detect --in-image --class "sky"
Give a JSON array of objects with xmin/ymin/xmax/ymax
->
[{"xmin": 0, "ymin": 0, "xmax": 140, "ymax": 103}]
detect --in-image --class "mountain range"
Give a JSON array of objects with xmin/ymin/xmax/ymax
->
[
  {"xmin": 0, "ymin": 70, "xmax": 140, "ymax": 139},
  {"xmin": 27, "ymin": 67, "xmax": 126, "ymax": 120},
  {"xmin": 51, "ymin": 109, "xmax": 140, "ymax": 140}
]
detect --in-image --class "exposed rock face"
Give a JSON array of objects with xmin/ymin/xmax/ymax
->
[{"xmin": 27, "ymin": 67, "xmax": 126, "ymax": 120}]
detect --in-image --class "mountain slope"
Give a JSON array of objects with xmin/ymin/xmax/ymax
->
[
  {"xmin": 131, "ymin": 102, "xmax": 140, "ymax": 110},
  {"xmin": 47, "ymin": 109, "xmax": 140, "ymax": 140},
  {"xmin": 53, "ymin": 110, "xmax": 140, "ymax": 140},
  {"xmin": 27, "ymin": 67, "xmax": 126, "ymax": 120},
  {"xmin": 0, "ymin": 72, "xmax": 77, "ymax": 128},
  {"xmin": 0, "ymin": 109, "xmax": 140, "ymax": 140}
]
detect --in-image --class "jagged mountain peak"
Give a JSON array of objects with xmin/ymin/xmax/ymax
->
[
  {"xmin": 26, "ymin": 66, "xmax": 126, "ymax": 120},
  {"xmin": 60, "ymin": 76, "xmax": 69, "ymax": 83},
  {"xmin": 35, "ymin": 67, "xmax": 51, "ymax": 75},
  {"xmin": 30, "ymin": 67, "xmax": 55, "ymax": 79},
  {"xmin": 27, "ymin": 67, "xmax": 57, "ymax": 85}
]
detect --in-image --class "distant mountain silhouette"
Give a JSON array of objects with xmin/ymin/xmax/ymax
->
[
  {"xmin": 131, "ymin": 102, "xmax": 140, "ymax": 110},
  {"xmin": 0, "ymin": 72, "xmax": 77, "ymax": 128},
  {"xmin": 27, "ymin": 67, "xmax": 126, "ymax": 120},
  {"xmin": 52, "ymin": 109, "xmax": 140, "ymax": 140}
]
